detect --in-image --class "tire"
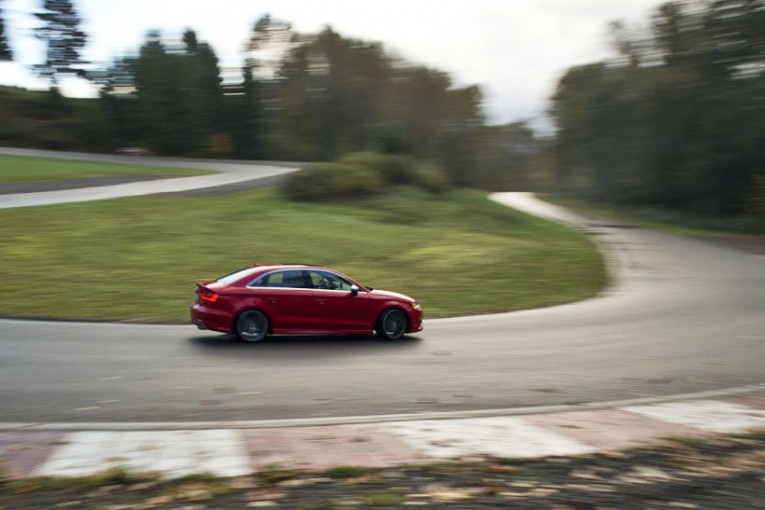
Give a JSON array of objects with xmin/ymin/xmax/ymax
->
[
  {"xmin": 235, "ymin": 310, "xmax": 269, "ymax": 342},
  {"xmin": 377, "ymin": 308, "xmax": 408, "ymax": 340}
]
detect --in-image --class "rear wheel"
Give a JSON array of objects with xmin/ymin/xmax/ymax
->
[
  {"xmin": 235, "ymin": 310, "xmax": 269, "ymax": 342},
  {"xmin": 377, "ymin": 308, "xmax": 408, "ymax": 340}
]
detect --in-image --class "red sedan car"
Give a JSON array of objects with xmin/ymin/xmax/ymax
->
[{"xmin": 191, "ymin": 264, "xmax": 423, "ymax": 342}]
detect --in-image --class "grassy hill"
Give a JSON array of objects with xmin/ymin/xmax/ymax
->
[{"xmin": 0, "ymin": 187, "xmax": 606, "ymax": 322}]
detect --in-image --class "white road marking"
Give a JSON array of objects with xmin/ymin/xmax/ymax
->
[
  {"xmin": 623, "ymin": 400, "xmax": 765, "ymax": 433},
  {"xmin": 383, "ymin": 417, "xmax": 596, "ymax": 459},
  {"xmin": 35, "ymin": 430, "xmax": 252, "ymax": 478}
]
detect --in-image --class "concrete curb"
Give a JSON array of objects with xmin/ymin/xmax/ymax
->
[
  {"xmin": 2, "ymin": 383, "xmax": 763, "ymax": 432},
  {"xmin": 2, "ymin": 388, "xmax": 764, "ymax": 479}
]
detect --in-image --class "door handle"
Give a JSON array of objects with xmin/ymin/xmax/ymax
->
[
  {"xmin": 268, "ymin": 298, "xmax": 278, "ymax": 304},
  {"xmin": 316, "ymin": 299, "xmax": 326, "ymax": 305}
]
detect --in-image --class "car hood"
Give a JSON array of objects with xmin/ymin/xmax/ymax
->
[{"xmin": 368, "ymin": 289, "xmax": 416, "ymax": 302}]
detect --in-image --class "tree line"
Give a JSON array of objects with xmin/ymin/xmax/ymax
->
[
  {"xmin": 94, "ymin": 20, "xmax": 534, "ymax": 189},
  {"xmin": 550, "ymin": 0, "xmax": 765, "ymax": 220},
  {"xmin": 2, "ymin": 0, "xmax": 764, "ymax": 226},
  {"xmin": 0, "ymin": 2, "xmax": 536, "ymax": 190}
]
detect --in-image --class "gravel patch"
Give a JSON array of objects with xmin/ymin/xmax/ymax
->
[{"xmin": 3, "ymin": 434, "xmax": 764, "ymax": 509}]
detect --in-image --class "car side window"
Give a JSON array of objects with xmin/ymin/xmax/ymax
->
[
  {"xmin": 308, "ymin": 270, "xmax": 353, "ymax": 291},
  {"xmin": 283, "ymin": 270, "xmax": 309, "ymax": 288},
  {"xmin": 250, "ymin": 270, "xmax": 308, "ymax": 288}
]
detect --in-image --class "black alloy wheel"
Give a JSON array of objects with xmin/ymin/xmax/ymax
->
[
  {"xmin": 236, "ymin": 310, "xmax": 270, "ymax": 342},
  {"xmin": 377, "ymin": 308, "xmax": 408, "ymax": 340}
]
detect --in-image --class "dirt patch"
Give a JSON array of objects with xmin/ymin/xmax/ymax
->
[{"xmin": 3, "ymin": 435, "xmax": 764, "ymax": 509}]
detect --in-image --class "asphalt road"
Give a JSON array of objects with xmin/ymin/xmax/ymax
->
[
  {"xmin": 0, "ymin": 147, "xmax": 301, "ymax": 208},
  {"xmin": 1, "ymin": 173, "xmax": 763, "ymax": 425}
]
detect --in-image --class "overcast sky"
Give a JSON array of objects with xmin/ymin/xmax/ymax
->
[{"xmin": 0, "ymin": 0, "xmax": 664, "ymax": 126}]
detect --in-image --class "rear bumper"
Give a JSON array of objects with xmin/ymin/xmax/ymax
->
[{"xmin": 190, "ymin": 304, "xmax": 232, "ymax": 334}]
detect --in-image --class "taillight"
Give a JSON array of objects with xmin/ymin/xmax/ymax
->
[{"xmin": 197, "ymin": 287, "xmax": 219, "ymax": 304}]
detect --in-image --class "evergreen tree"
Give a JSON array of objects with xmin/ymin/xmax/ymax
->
[
  {"xmin": 128, "ymin": 29, "xmax": 224, "ymax": 155},
  {"xmin": 231, "ymin": 63, "xmax": 263, "ymax": 158},
  {"xmin": 183, "ymin": 28, "xmax": 224, "ymax": 148},
  {"xmin": 0, "ymin": 4, "xmax": 12, "ymax": 61},
  {"xmin": 34, "ymin": 0, "xmax": 87, "ymax": 84}
]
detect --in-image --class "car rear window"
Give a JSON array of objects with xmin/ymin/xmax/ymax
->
[{"xmin": 216, "ymin": 267, "xmax": 262, "ymax": 285}]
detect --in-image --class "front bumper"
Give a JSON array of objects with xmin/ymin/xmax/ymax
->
[{"xmin": 408, "ymin": 311, "xmax": 424, "ymax": 333}]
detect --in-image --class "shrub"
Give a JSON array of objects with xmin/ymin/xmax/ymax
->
[
  {"xmin": 282, "ymin": 161, "xmax": 383, "ymax": 201},
  {"xmin": 283, "ymin": 151, "xmax": 449, "ymax": 202},
  {"xmin": 339, "ymin": 152, "xmax": 412, "ymax": 185},
  {"xmin": 411, "ymin": 160, "xmax": 450, "ymax": 193}
]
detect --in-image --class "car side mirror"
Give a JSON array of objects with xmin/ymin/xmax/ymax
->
[{"xmin": 350, "ymin": 284, "xmax": 359, "ymax": 296}]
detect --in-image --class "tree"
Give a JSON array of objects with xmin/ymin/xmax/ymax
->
[
  {"xmin": 34, "ymin": 0, "xmax": 87, "ymax": 85},
  {"xmin": 274, "ymin": 27, "xmax": 395, "ymax": 160},
  {"xmin": 0, "ymin": 4, "xmax": 12, "ymax": 61},
  {"xmin": 474, "ymin": 122, "xmax": 539, "ymax": 190},
  {"xmin": 181, "ymin": 28, "xmax": 225, "ymax": 153},
  {"xmin": 125, "ymin": 29, "xmax": 225, "ymax": 155},
  {"xmin": 245, "ymin": 14, "xmax": 294, "ymax": 80},
  {"xmin": 230, "ymin": 63, "xmax": 263, "ymax": 158},
  {"xmin": 233, "ymin": 14, "xmax": 295, "ymax": 158},
  {"xmin": 97, "ymin": 56, "xmax": 142, "ymax": 147},
  {"xmin": 550, "ymin": 0, "xmax": 765, "ymax": 221},
  {"xmin": 271, "ymin": 25, "xmax": 488, "ymax": 185}
]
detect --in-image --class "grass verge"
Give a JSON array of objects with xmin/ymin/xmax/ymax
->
[
  {"xmin": 544, "ymin": 194, "xmax": 763, "ymax": 237},
  {"xmin": 0, "ymin": 187, "xmax": 605, "ymax": 322},
  {"xmin": 0, "ymin": 154, "xmax": 210, "ymax": 183}
]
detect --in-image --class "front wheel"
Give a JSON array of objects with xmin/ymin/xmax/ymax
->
[
  {"xmin": 377, "ymin": 308, "xmax": 408, "ymax": 340},
  {"xmin": 235, "ymin": 310, "xmax": 269, "ymax": 342}
]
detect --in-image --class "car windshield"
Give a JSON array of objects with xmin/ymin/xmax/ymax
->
[{"xmin": 216, "ymin": 267, "xmax": 261, "ymax": 285}]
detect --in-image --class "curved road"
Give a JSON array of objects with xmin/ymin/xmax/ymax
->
[
  {"xmin": 0, "ymin": 147, "xmax": 300, "ymax": 208},
  {"xmin": 0, "ymin": 151, "xmax": 764, "ymax": 426}
]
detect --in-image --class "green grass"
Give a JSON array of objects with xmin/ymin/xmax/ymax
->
[
  {"xmin": 360, "ymin": 492, "xmax": 407, "ymax": 505},
  {"xmin": 0, "ymin": 154, "xmax": 210, "ymax": 183},
  {"xmin": 0, "ymin": 187, "xmax": 606, "ymax": 322},
  {"xmin": 6, "ymin": 467, "xmax": 156, "ymax": 494}
]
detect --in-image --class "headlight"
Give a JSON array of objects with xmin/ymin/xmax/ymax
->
[{"xmin": 411, "ymin": 302, "xmax": 422, "ymax": 311}]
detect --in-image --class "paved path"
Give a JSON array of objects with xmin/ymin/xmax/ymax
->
[{"xmin": 0, "ymin": 147, "xmax": 301, "ymax": 209}]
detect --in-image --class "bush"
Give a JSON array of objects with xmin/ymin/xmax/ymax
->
[
  {"xmin": 339, "ymin": 152, "xmax": 412, "ymax": 185},
  {"xmin": 282, "ymin": 151, "xmax": 449, "ymax": 202},
  {"xmin": 411, "ymin": 160, "xmax": 450, "ymax": 193},
  {"xmin": 282, "ymin": 161, "xmax": 383, "ymax": 201}
]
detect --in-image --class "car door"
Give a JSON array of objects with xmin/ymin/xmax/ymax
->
[
  {"xmin": 248, "ymin": 269, "xmax": 316, "ymax": 332},
  {"xmin": 306, "ymin": 270, "xmax": 376, "ymax": 331}
]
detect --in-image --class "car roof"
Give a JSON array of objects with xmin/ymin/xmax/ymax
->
[
  {"xmin": 213, "ymin": 264, "xmax": 326, "ymax": 286},
  {"xmin": 251, "ymin": 264, "xmax": 338, "ymax": 271},
  {"xmin": 219, "ymin": 264, "xmax": 339, "ymax": 281},
  {"xmin": 253, "ymin": 264, "xmax": 317, "ymax": 271}
]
